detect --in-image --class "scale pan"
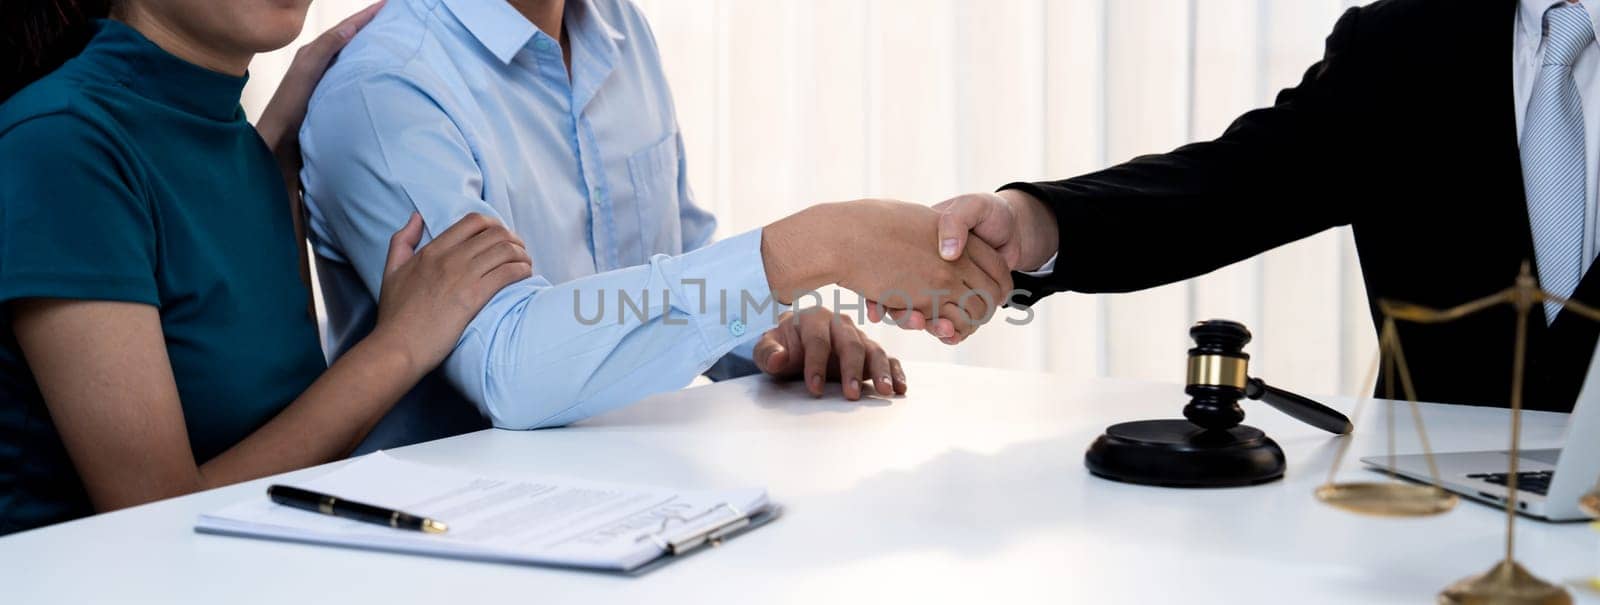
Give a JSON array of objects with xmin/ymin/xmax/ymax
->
[{"xmin": 1315, "ymin": 482, "xmax": 1458, "ymax": 517}]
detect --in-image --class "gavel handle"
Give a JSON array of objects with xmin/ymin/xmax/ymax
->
[{"xmin": 1244, "ymin": 378, "xmax": 1354, "ymax": 435}]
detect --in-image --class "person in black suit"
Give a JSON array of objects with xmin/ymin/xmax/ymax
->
[{"xmin": 879, "ymin": 0, "xmax": 1600, "ymax": 413}]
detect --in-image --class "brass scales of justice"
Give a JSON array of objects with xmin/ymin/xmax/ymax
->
[{"xmin": 1313, "ymin": 263, "xmax": 1600, "ymax": 604}]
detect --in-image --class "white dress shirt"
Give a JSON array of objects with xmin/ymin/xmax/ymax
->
[{"xmin": 1516, "ymin": 0, "xmax": 1600, "ymax": 263}]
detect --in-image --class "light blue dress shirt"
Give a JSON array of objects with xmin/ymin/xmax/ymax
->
[{"xmin": 300, "ymin": 0, "xmax": 778, "ymax": 437}]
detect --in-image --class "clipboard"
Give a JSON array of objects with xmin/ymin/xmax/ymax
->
[{"xmin": 197, "ymin": 453, "xmax": 781, "ymax": 575}]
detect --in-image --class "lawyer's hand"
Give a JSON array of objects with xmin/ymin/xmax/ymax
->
[
  {"xmin": 935, "ymin": 190, "xmax": 1058, "ymax": 273},
  {"xmin": 753, "ymin": 309, "xmax": 907, "ymax": 400}
]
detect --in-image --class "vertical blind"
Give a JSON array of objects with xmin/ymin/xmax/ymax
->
[{"xmin": 245, "ymin": 0, "xmax": 1377, "ymax": 397}]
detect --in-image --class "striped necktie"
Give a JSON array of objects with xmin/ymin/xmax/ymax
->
[{"xmin": 1524, "ymin": 2, "xmax": 1595, "ymax": 323}]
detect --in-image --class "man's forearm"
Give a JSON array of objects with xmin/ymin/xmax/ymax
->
[
  {"xmin": 446, "ymin": 231, "xmax": 780, "ymax": 429},
  {"xmin": 760, "ymin": 204, "xmax": 843, "ymax": 304}
]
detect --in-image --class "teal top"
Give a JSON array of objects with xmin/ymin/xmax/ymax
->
[{"xmin": 0, "ymin": 20, "xmax": 326, "ymax": 535}]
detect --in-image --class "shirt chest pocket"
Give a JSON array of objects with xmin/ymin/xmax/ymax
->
[{"xmin": 625, "ymin": 133, "xmax": 685, "ymax": 258}]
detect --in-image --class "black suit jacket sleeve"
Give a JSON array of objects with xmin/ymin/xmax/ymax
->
[{"xmin": 1009, "ymin": 7, "xmax": 1372, "ymax": 305}]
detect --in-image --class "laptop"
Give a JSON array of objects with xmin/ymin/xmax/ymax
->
[{"xmin": 1361, "ymin": 342, "xmax": 1600, "ymax": 522}]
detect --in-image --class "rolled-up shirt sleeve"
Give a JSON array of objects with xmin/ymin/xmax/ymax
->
[{"xmin": 301, "ymin": 73, "xmax": 779, "ymax": 429}]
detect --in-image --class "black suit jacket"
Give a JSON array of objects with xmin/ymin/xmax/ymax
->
[{"xmin": 1010, "ymin": 0, "xmax": 1598, "ymax": 412}]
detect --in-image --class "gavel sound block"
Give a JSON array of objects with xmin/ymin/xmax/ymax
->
[{"xmin": 1086, "ymin": 320, "xmax": 1353, "ymax": 488}]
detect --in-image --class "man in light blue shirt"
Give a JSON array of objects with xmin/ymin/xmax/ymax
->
[{"xmin": 300, "ymin": 0, "xmax": 1014, "ymax": 445}]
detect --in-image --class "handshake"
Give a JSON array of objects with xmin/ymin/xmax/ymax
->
[
  {"xmin": 737, "ymin": 188, "xmax": 1063, "ymax": 401},
  {"xmin": 759, "ymin": 188, "xmax": 1060, "ymax": 346}
]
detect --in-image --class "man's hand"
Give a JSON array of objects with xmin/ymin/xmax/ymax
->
[{"xmin": 753, "ymin": 309, "xmax": 907, "ymax": 400}]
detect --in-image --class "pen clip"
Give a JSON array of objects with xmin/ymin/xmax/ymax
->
[{"xmin": 638, "ymin": 502, "xmax": 750, "ymax": 556}]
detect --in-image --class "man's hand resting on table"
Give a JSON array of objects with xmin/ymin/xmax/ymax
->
[{"xmin": 753, "ymin": 309, "xmax": 908, "ymax": 400}]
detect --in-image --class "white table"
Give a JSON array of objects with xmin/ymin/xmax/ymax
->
[{"xmin": 3, "ymin": 362, "xmax": 1597, "ymax": 604}]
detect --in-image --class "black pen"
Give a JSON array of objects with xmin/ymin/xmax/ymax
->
[{"xmin": 267, "ymin": 485, "xmax": 448, "ymax": 534}]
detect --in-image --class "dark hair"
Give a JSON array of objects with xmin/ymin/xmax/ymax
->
[{"xmin": 1, "ymin": 0, "xmax": 113, "ymax": 102}]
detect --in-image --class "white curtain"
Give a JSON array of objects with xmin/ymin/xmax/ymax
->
[{"xmin": 245, "ymin": 0, "xmax": 1377, "ymax": 397}]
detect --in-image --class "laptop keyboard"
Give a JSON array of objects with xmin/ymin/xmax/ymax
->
[{"xmin": 1467, "ymin": 471, "xmax": 1554, "ymax": 496}]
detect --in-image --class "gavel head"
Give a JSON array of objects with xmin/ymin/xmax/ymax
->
[{"xmin": 1183, "ymin": 320, "xmax": 1252, "ymax": 430}]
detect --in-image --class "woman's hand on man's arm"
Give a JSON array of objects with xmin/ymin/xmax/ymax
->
[
  {"xmin": 254, "ymin": 1, "xmax": 383, "ymax": 177},
  {"xmin": 253, "ymin": 2, "xmax": 384, "ymax": 297}
]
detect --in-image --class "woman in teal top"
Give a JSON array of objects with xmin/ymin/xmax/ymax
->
[{"xmin": 0, "ymin": 0, "xmax": 532, "ymax": 535}]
